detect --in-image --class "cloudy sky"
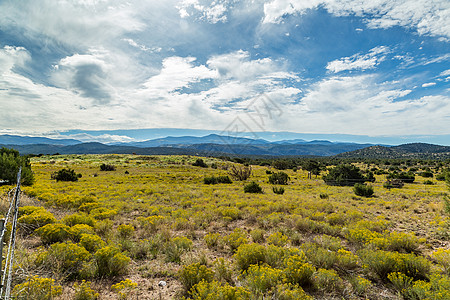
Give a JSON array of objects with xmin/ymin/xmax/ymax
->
[{"xmin": 0, "ymin": 0, "xmax": 449, "ymax": 143}]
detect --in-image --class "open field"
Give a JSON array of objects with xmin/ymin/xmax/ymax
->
[{"xmin": 1, "ymin": 154, "xmax": 449, "ymax": 299}]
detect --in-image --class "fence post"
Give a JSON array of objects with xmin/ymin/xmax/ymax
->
[{"xmin": 0, "ymin": 218, "xmax": 4, "ymax": 290}]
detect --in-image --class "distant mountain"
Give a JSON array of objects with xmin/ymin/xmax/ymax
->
[
  {"xmin": 126, "ymin": 134, "xmax": 270, "ymax": 147},
  {"xmin": 0, "ymin": 134, "xmax": 81, "ymax": 146},
  {"xmin": 181, "ymin": 143, "xmax": 372, "ymax": 156},
  {"xmin": 337, "ymin": 143, "xmax": 450, "ymax": 159},
  {"xmin": 2, "ymin": 140, "xmax": 373, "ymax": 157}
]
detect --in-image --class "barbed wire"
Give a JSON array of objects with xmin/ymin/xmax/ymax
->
[{"xmin": 0, "ymin": 168, "xmax": 21, "ymax": 300}]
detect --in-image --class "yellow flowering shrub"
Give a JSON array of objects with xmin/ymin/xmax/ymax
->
[{"xmin": 12, "ymin": 275, "xmax": 62, "ymax": 300}]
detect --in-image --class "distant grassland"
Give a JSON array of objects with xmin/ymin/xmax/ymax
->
[{"xmin": 2, "ymin": 154, "xmax": 449, "ymax": 299}]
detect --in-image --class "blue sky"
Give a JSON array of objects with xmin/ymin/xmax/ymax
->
[{"xmin": 0, "ymin": 0, "xmax": 449, "ymax": 144}]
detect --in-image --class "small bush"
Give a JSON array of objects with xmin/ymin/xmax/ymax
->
[
  {"xmin": 99, "ymin": 163, "xmax": 116, "ymax": 171},
  {"xmin": 204, "ymin": 232, "xmax": 222, "ymax": 249},
  {"xmin": 69, "ymin": 224, "xmax": 95, "ymax": 241},
  {"xmin": 204, "ymin": 175, "xmax": 232, "ymax": 184},
  {"xmin": 250, "ymin": 229, "xmax": 265, "ymax": 243},
  {"xmin": 229, "ymin": 165, "xmax": 252, "ymax": 181},
  {"xmin": 244, "ymin": 264, "xmax": 283, "ymax": 296},
  {"xmin": 117, "ymin": 224, "xmax": 135, "ymax": 239},
  {"xmin": 319, "ymin": 193, "xmax": 329, "ymax": 199},
  {"xmin": 178, "ymin": 263, "xmax": 214, "ymax": 293},
  {"xmin": 51, "ymin": 168, "xmax": 81, "ymax": 182},
  {"xmin": 193, "ymin": 158, "xmax": 208, "ymax": 168},
  {"xmin": 94, "ymin": 246, "xmax": 131, "ymax": 278},
  {"xmin": 313, "ymin": 268, "xmax": 344, "ymax": 293},
  {"xmin": 268, "ymin": 172, "xmax": 289, "ymax": 185},
  {"xmin": 189, "ymin": 280, "xmax": 250, "ymax": 300},
  {"xmin": 80, "ymin": 234, "xmax": 106, "ymax": 253},
  {"xmin": 74, "ymin": 280, "xmax": 99, "ymax": 300},
  {"xmin": 63, "ymin": 213, "xmax": 96, "ymax": 227},
  {"xmin": 423, "ymin": 180, "xmax": 434, "ymax": 185},
  {"xmin": 18, "ymin": 208, "xmax": 56, "ymax": 230},
  {"xmin": 383, "ymin": 179, "xmax": 404, "ymax": 189},
  {"xmin": 353, "ymin": 183, "xmax": 374, "ymax": 197},
  {"xmin": 267, "ymin": 232, "xmax": 289, "ymax": 247},
  {"xmin": 234, "ymin": 243, "xmax": 266, "ymax": 272},
  {"xmin": 387, "ymin": 171, "xmax": 415, "ymax": 183},
  {"xmin": 283, "ymin": 254, "xmax": 315, "ymax": 287},
  {"xmin": 111, "ymin": 279, "xmax": 138, "ymax": 300},
  {"xmin": 225, "ymin": 228, "xmax": 248, "ymax": 252},
  {"xmin": 35, "ymin": 223, "xmax": 71, "ymax": 244},
  {"xmin": 272, "ymin": 186, "xmax": 285, "ymax": 194},
  {"xmin": 37, "ymin": 241, "xmax": 91, "ymax": 279},
  {"xmin": 244, "ymin": 181, "xmax": 263, "ymax": 194},
  {"xmin": 12, "ymin": 275, "xmax": 62, "ymax": 299}
]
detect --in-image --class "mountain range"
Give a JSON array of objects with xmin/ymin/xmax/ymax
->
[{"xmin": 1, "ymin": 134, "xmax": 449, "ymax": 159}]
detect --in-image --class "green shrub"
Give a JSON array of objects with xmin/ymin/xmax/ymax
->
[
  {"xmin": 204, "ymin": 176, "xmax": 232, "ymax": 184},
  {"xmin": 359, "ymin": 249, "xmax": 430, "ymax": 281},
  {"xmin": 94, "ymin": 246, "xmax": 130, "ymax": 278},
  {"xmin": 383, "ymin": 179, "xmax": 404, "ymax": 189},
  {"xmin": 353, "ymin": 183, "xmax": 374, "ymax": 197},
  {"xmin": 267, "ymin": 232, "xmax": 289, "ymax": 247},
  {"xmin": 275, "ymin": 283, "xmax": 313, "ymax": 300},
  {"xmin": 51, "ymin": 168, "xmax": 81, "ymax": 182},
  {"xmin": 12, "ymin": 275, "xmax": 62, "ymax": 300},
  {"xmin": 73, "ymin": 280, "xmax": 99, "ymax": 300},
  {"xmin": 283, "ymin": 254, "xmax": 315, "ymax": 287},
  {"xmin": 234, "ymin": 243, "xmax": 266, "ymax": 272},
  {"xmin": 193, "ymin": 158, "xmax": 208, "ymax": 168},
  {"xmin": 350, "ymin": 276, "xmax": 372, "ymax": 296},
  {"xmin": 323, "ymin": 164, "xmax": 369, "ymax": 186},
  {"xmin": 319, "ymin": 193, "xmax": 329, "ymax": 199},
  {"xmin": 313, "ymin": 268, "xmax": 344, "ymax": 293},
  {"xmin": 37, "ymin": 242, "xmax": 91, "ymax": 279},
  {"xmin": 18, "ymin": 208, "xmax": 56, "ymax": 230},
  {"xmin": 244, "ymin": 181, "xmax": 263, "ymax": 194},
  {"xmin": 387, "ymin": 171, "xmax": 415, "ymax": 183},
  {"xmin": 204, "ymin": 232, "xmax": 222, "ymax": 249},
  {"xmin": 418, "ymin": 171, "xmax": 433, "ymax": 178},
  {"xmin": 250, "ymin": 229, "xmax": 265, "ymax": 243},
  {"xmin": 243, "ymin": 264, "xmax": 283, "ymax": 296},
  {"xmin": 178, "ymin": 263, "xmax": 214, "ymax": 293},
  {"xmin": 62, "ymin": 213, "xmax": 96, "ymax": 227},
  {"xmin": 268, "ymin": 172, "xmax": 289, "ymax": 185},
  {"xmin": 423, "ymin": 180, "xmax": 434, "ymax": 185},
  {"xmin": 172, "ymin": 236, "xmax": 193, "ymax": 250},
  {"xmin": 80, "ymin": 234, "xmax": 106, "ymax": 253},
  {"xmin": 89, "ymin": 207, "xmax": 117, "ymax": 220},
  {"xmin": 189, "ymin": 280, "xmax": 250, "ymax": 300},
  {"xmin": 35, "ymin": 223, "xmax": 71, "ymax": 244},
  {"xmin": 99, "ymin": 163, "xmax": 116, "ymax": 171},
  {"xmin": 69, "ymin": 224, "xmax": 95, "ymax": 241},
  {"xmin": 225, "ymin": 228, "xmax": 248, "ymax": 252},
  {"xmin": 272, "ymin": 187, "xmax": 285, "ymax": 194},
  {"xmin": 0, "ymin": 147, "xmax": 34, "ymax": 186},
  {"xmin": 117, "ymin": 224, "xmax": 135, "ymax": 239},
  {"xmin": 111, "ymin": 279, "xmax": 137, "ymax": 300}
]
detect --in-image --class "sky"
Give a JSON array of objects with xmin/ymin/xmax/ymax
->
[{"xmin": 0, "ymin": 0, "xmax": 449, "ymax": 144}]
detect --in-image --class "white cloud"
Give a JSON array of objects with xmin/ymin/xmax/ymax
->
[
  {"xmin": 177, "ymin": 0, "xmax": 233, "ymax": 23},
  {"xmin": 142, "ymin": 56, "xmax": 217, "ymax": 96},
  {"xmin": 263, "ymin": 0, "xmax": 450, "ymax": 39},
  {"xmin": 49, "ymin": 133, "xmax": 136, "ymax": 144},
  {"xmin": 422, "ymin": 82, "xmax": 436, "ymax": 87},
  {"xmin": 280, "ymin": 75, "xmax": 450, "ymax": 135},
  {"xmin": 0, "ymin": 1, "xmax": 146, "ymax": 50},
  {"xmin": 0, "ymin": 46, "xmax": 31, "ymax": 72},
  {"xmin": 326, "ymin": 46, "xmax": 390, "ymax": 73}
]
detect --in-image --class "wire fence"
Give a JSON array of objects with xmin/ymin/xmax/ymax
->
[{"xmin": 0, "ymin": 168, "xmax": 22, "ymax": 300}]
